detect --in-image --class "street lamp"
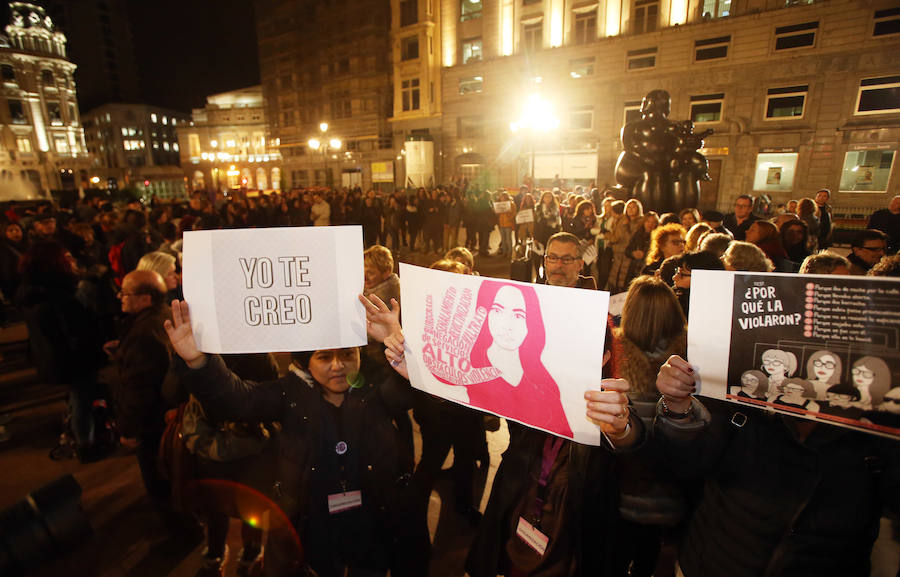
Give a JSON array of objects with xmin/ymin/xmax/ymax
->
[
  {"xmin": 308, "ymin": 133, "xmax": 342, "ymax": 188},
  {"xmin": 510, "ymin": 93, "xmax": 559, "ymax": 188}
]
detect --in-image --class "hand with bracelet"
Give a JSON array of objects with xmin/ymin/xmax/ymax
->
[
  {"xmin": 656, "ymin": 354, "xmax": 696, "ymax": 418},
  {"xmin": 584, "ymin": 378, "xmax": 637, "ymax": 446}
]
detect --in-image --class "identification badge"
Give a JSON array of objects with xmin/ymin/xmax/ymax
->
[
  {"xmin": 327, "ymin": 490, "xmax": 362, "ymax": 514},
  {"xmin": 516, "ymin": 516, "xmax": 549, "ymax": 556}
]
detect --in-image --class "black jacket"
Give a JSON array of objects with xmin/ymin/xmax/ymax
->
[
  {"xmin": 655, "ymin": 398, "xmax": 900, "ymax": 577},
  {"xmin": 178, "ymin": 354, "xmax": 428, "ymax": 577}
]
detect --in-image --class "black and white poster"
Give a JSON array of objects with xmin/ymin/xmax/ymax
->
[{"xmin": 688, "ymin": 270, "xmax": 900, "ymax": 439}]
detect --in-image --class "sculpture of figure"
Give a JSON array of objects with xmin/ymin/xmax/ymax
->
[{"xmin": 615, "ymin": 90, "xmax": 713, "ymax": 214}]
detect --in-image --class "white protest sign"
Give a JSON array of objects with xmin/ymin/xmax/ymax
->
[
  {"xmin": 399, "ymin": 263, "xmax": 610, "ymax": 445},
  {"xmin": 515, "ymin": 209, "xmax": 534, "ymax": 224},
  {"xmin": 494, "ymin": 201, "xmax": 512, "ymax": 214},
  {"xmin": 183, "ymin": 226, "xmax": 366, "ymax": 353},
  {"xmin": 689, "ymin": 270, "xmax": 900, "ymax": 439}
]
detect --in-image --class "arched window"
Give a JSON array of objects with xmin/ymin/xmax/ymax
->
[
  {"xmin": 256, "ymin": 167, "xmax": 267, "ymax": 190},
  {"xmin": 271, "ymin": 167, "xmax": 281, "ymax": 190}
]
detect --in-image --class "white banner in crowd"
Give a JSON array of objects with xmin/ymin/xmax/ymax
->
[
  {"xmin": 183, "ymin": 226, "xmax": 367, "ymax": 354},
  {"xmin": 689, "ymin": 270, "xmax": 900, "ymax": 439},
  {"xmin": 399, "ymin": 263, "xmax": 611, "ymax": 445}
]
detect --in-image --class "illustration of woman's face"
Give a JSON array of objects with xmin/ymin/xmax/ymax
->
[
  {"xmin": 488, "ymin": 286, "xmax": 528, "ymax": 351},
  {"xmin": 812, "ymin": 354, "xmax": 836, "ymax": 381},
  {"xmin": 852, "ymin": 364, "xmax": 875, "ymax": 388},
  {"xmin": 741, "ymin": 373, "xmax": 759, "ymax": 393},
  {"xmin": 782, "ymin": 383, "xmax": 804, "ymax": 402},
  {"xmin": 762, "ymin": 354, "xmax": 786, "ymax": 376}
]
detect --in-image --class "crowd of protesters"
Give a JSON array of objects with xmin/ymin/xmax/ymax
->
[{"xmin": 0, "ymin": 183, "xmax": 898, "ymax": 577}]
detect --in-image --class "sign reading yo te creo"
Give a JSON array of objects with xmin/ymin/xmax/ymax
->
[{"xmin": 182, "ymin": 226, "xmax": 366, "ymax": 354}]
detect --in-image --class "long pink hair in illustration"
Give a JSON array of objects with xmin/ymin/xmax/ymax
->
[{"xmin": 451, "ymin": 280, "xmax": 572, "ymax": 437}]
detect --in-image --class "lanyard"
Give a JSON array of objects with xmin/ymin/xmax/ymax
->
[{"xmin": 530, "ymin": 436, "xmax": 565, "ymax": 523}]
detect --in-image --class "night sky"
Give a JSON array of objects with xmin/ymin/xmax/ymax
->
[{"xmin": 0, "ymin": 0, "xmax": 260, "ymax": 112}]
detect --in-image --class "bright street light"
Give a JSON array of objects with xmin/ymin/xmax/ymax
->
[
  {"xmin": 510, "ymin": 93, "xmax": 559, "ymax": 188},
  {"xmin": 329, "ymin": 138, "xmax": 342, "ymax": 150},
  {"xmin": 308, "ymin": 138, "xmax": 321, "ymax": 150},
  {"xmin": 319, "ymin": 122, "xmax": 329, "ymax": 133}
]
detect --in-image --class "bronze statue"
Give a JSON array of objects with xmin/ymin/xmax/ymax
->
[{"xmin": 614, "ymin": 90, "xmax": 712, "ymax": 213}]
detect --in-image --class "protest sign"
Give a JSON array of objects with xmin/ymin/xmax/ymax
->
[
  {"xmin": 183, "ymin": 226, "xmax": 366, "ymax": 353},
  {"xmin": 689, "ymin": 270, "xmax": 900, "ymax": 439},
  {"xmin": 493, "ymin": 201, "xmax": 512, "ymax": 214},
  {"xmin": 399, "ymin": 263, "xmax": 611, "ymax": 445},
  {"xmin": 515, "ymin": 209, "xmax": 534, "ymax": 224}
]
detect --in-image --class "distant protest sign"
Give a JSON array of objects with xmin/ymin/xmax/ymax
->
[
  {"xmin": 399, "ymin": 263, "xmax": 610, "ymax": 445},
  {"xmin": 688, "ymin": 270, "xmax": 900, "ymax": 439},
  {"xmin": 183, "ymin": 226, "xmax": 366, "ymax": 353}
]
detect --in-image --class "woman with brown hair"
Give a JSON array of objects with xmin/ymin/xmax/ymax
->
[
  {"xmin": 607, "ymin": 199, "xmax": 644, "ymax": 293},
  {"xmin": 642, "ymin": 223, "xmax": 686, "ymax": 275},
  {"xmin": 797, "ymin": 198, "xmax": 820, "ymax": 252}
]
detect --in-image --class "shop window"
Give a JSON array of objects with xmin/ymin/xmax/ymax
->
[
  {"xmin": 752, "ymin": 152, "xmax": 798, "ymax": 192},
  {"xmin": 632, "ymin": 0, "xmax": 658, "ymax": 34},
  {"xmin": 461, "ymin": 0, "xmax": 482, "ymax": 21},
  {"xmin": 690, "ymin": 93, "xmax": 724, "ymax": 123},
  {"xmin": 701, "ymin": 0, "xmax": 730, "ymax": 18},
  {"xmin": 569, "ymin": 106, "xmax": 593, "ymax": 130},
  {"xmin": 522, "ymin": 20, "xmax": 542, "ymax": 52},
  {"xmin": 623, "ymin": 101, "xmax": 642, "ymax": 126},
  {"xmin": 401, "ymin": 36, "xmax": 419, "ymax": 61},
  {"xmin": 627, "ymin": 47, "xmax": 657, "ymax": 70},
  {"xmin": 873, "ymin": 7, "xmax": 900, "ymax": 37},
  {"xmin": 461, "ymin": 37, "xmax": 482, "ymax": 63},
  {"xmin": 855, "ymin": 76, "xmax": 900, "ymax": 115},
  {"xmin": 573, "ymin": 11, "xmax": 596, "ymax": 45},
  {"xmin": 839, "ymin": 150, "xmax": 895, "ymax": 192},
  {"xmin": 458, "ymin": 116, "xmax": 483, "ymax": 138},
  {"xmin": 402, "ymin": 78, "xmax": 420, "ymax": 111},
  {"xmin": 694, "ymin": 36, "xmax": 729, "ymax": 62},
  {"xmin": 459, "ymin": 76, "xmax": 484, "ymax": 94},
  {"xmin": 774, "ymin": 21, "xmax": 818, "ymax": 51},
  {"xmin": 765, "ymin": 85, "xmax": 807, "ymax": 119},
  {"xmin": 569, "ymin": 57, "xmax": 595, "ymax": 79}
]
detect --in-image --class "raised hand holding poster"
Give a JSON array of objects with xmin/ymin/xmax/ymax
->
[
  {"xmin": 399, "ymin": 263, "xmax": 610, "ymax": 445},
  {"xmin": 688, "ymin": 270, "xmax": 900, "ymax": 439},
  {"xmin": 182, "ymin": 226, "xmax": 366, "ymax": 353}
]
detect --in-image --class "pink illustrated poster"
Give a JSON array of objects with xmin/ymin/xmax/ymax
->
[{"xmin": 399, "ymin": 263, "xmax": 610, "ymax": 445}]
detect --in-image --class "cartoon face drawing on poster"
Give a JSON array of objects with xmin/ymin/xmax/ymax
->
[
  {"xmin": 736, "ymin": 369, "xmax": 768, "ymax": 400},
  {"xmin": 879, "ymin": 388, "xmax": 900, "ymax": 415},
  {"xmin": 851, "ymin": 356, "xmax": 891, "ymax": 410},
  {"xmin": 773, "ymin": 378, "xmax": 819, "ymax": 413},
  {"xmin": 761, "ymin": 349, "xmax": 797, "ymax": 393},
  {"xmin": 805, "ymin": 350, "xmax": 842, "ymax": 399},
  {"xmin": 820, "ymin": 384, "xmax": 863, "ymax": 420},
  {"xmin": 860, "ymin": 386, "xmax": 900, "ymax": 431}
]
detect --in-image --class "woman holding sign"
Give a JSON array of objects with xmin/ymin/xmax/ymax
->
[{"xmin": 164, "ymin": 301, "xmax": 428, "ymax": 577}]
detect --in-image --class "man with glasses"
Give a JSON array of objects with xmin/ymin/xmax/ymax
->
[
  {"xmin": 847, "ymin": 229, "xmax": 888, "ymax": 275},
  {"xmin": 722, "ymin": 194, "xmax": 758, "ymax": 241},
  {"xmin": 542, "ymin": 232, "xmax": 596, "ymax": 289}
]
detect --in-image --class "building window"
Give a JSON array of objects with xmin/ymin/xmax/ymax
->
[
  {"xmin": 68, "ymin": 103, "xmax": 76, "ymax": 124},
  {"xmin": 753, "ymin": 152, "xmax": 798, "ymax": 192},
  {"xmin": 623, "ymin": 101, "xmax": 642, "ymax": 126},
  {"xmin": 461, "ymin": 37, "xmax": 482, "ymax": 63},
  {"xmin": 189, "ymin": 134, "xmax": 201, "ymax": 157},
  {"xmin": 855, "ymin": 76, "xmax": 900, "ymax": 115},
  {"xmin": 8, "ymin": 99, "xmax": 26, "ymax": 124},
  {"xmin": 459, "ymin": 76, "xmax": 484, "ymax": 94},
  {"xmin": 569, "ymin": 106, "xmax": 593, "ymax": 130},
  {"xmin": 331, "ymin": 93, "xmax": 352, "ymax": 119},
  {"xmin": 402, "ymin": 78, "xmax": 421, "ymax": 111},
  {"xmin": 401, "ymin": 36, "xmax": 419, "ymax": 61},
  {"xmin": 47, "ymin": 102, "xmax": 62, "ymax": 125},
  {"xmin": 16, "ymin": 136, "xmax": 32, "ymax": 154},
  {"xmin": 151, "ymin": 113, "xmax": 158, "ymax": 123},
  {"xmin": 690, "ymin": 93, "xmax": 724, "ymax": 123},
  {"xmin": 334, "ymin": 58, "xmax": 350, "ymax": 75},
  {"xmin": 523, "ymin": 0, "xmax": 542, "ymax": 4},
  {"xmin": 632, "ymin": 0, "xmax": 658, "ymax": 34},
  {"xmin": 522, "ymin": 20, "xmax": 542, "ymax": 52},
  {"xmin": 280, "ymin": 110, "xmax": 295, "ymax": 126},
  {"xmin": 774, "ymin": 21, "xmax": 818, "ymax": 50},
  {"xmin": 694, "ymin": 36, "xmax": 729, "ymax": 61},
  {"xmin": 569, "ymin": 56, "xmax": 595, "ymax": 79},
  {"xmin": 458, "ymin": 115, "xmax": 483, "ymax": 138},
  {"xmin": 41, "ymin": 69, "xmax": 54, "ymax": 85},
  {"xmin": 573, "ymin": 11, "xmax": 596, "ymax": 45},
  {"xmin": 627, "ymin": 47, "xmax": 657, "ymax": 70},
  {"xmin": 874, "ymin": 8, "xmax": 900, "ymax": 37},
  {"xmin": 701, "ymin": 0, "xmax": 730, "ymax": 18},
  {"xmin": 54, "ymin": 137, "xmax": 69, "ymax": 154},
  {"xmin": 839, "ymin": 149, "xmax": 895, "ymax": 192},
  {"xmin": 1, "ymin": 64, "xmax": 14, "ymax": 82},
  {"xmin": 461, "ymin": 0, "xmax": 482, "ymax": 21},
  {"xmin": 400, "ymin": 0, "xmax": 417, "ymax": 26},
  {"xmin": 765, "ymin": 85, "xmax": 807, "ymax": 119}
]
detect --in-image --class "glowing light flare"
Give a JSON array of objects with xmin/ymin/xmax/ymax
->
[
  {"xmin": 606, "ymin": 0, "xmax": 621, "ymax": 37},
  {"xmin": 319, "ymin": 122, "xmax": 328, "ymax": 133},
  {"xmin": 510, "ymin": 94, "xmax": 560, "ymax": 133},
  {"xmin": 308, "ymin": 138, "xmax": 321, "ymax": 150},
  {"xmin": 89, "ymin": 176, "xmax": 100, "ymax": 184},
  {"xmin": 500, "ymin": 0, "xmax": 514, "ymax": 56},
  {"xmin": 670, "ymin": 0, "xmax": 687, "ymax": 26},
  {"xmin": 329, "ymin": 138, "xmax": 342, "ymax": 150},
  {"xmin": 550, "ymin": 0, "xmax": 563, "ymax": 47}
]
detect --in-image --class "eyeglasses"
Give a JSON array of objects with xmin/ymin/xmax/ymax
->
[
  {"xmin": 117, "ymin": 291, "xmax": 147, "ymax": 298},
  {"xmin": 885, "ymin": 398, "xmax": 900, "ymax": 404},
  {"xmin": 812, "ymin": 360, "xmax": 836, "ymax": 370},
  {"xmin": 545, "ymin": 255, "xmax": 580, "ymax": 265},
  {"xmin": 859, "ymin": 245, "xmax": 886, "ymax": 252},
  {"xmin": 762, "ymin": 359, "xmax": 785, "ymax": 367},
  {"xmin": 852, "ymin": 367, "xmax": 875, "ymax": 379},
  {"xmin": 674, "ymin": 268, "xmax": 691, "ymax": 278}
]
